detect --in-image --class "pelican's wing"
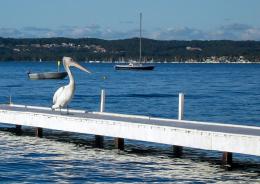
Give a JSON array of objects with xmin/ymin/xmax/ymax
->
[{"xmin": 53, "ymin": 86, "xmax": 65, "ymax": 105}]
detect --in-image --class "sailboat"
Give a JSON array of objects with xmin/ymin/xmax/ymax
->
[{"xmin": 114, "ymin": 13, "xmax": 155, "ymax": 70}]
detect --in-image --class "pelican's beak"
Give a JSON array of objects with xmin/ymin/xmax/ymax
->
[{"xmin": 72, "ymin": 60, "xmax": 91, "ymax": 74}]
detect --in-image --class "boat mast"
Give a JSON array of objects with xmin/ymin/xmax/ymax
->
[{"xmin": 139, "ymin": 12, "xmax": 142, "ymax": 62}]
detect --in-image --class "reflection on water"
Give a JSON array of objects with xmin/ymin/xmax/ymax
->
[{"xmin": 0, "ymin": 129, "xmax": 259, "ymax": 183}]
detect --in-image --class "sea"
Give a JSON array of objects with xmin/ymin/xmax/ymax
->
[{"xmin": 0, "ymin": 62, "xmax": 259, "ymax": 183}]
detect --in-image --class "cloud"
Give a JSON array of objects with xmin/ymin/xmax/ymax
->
[
  {"xmin": 209, "ymin": 24, "xmax": 260, "ymax": 40},
  {"xmin": 240, "ymin": 28, "xmax": 260, "ymax": 40},
  {"xmin": 205, "ymin": 23, "xmax": 254, "ymax": 40},
  {"xmin": 1, "ymin": 23, "xmax": 260, "ymax": 40},
  {"xmin": 220, "ymin": 23, "xmax": 251, "ymax": 31},
  {"xmin": 151, "ymin": 27, "xmax": 206, "ymax": 40},
  {"xmin": 152, "ymin": 24, "xmax": 260, "ymax": 40},
  {"xmin": 0, "ymin": 28, "xmax": 22, "ymax": 37}
]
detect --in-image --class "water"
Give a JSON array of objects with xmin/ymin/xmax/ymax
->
[{"xmin": 0, "ymin": 62, "xmax": 259, "ymax": 183}]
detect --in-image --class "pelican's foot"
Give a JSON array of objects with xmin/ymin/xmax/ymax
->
[{"xmin": 65, "ymin": 111, "xmax": 73, "ymax": 116}]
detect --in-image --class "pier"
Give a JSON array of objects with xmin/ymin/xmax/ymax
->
[{"xmin": 0, "ymin": 92, "xmax": 259, "ymax": 168}]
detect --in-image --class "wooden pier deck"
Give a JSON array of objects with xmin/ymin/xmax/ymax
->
[{"xmin": 0, "ymin": 104, "xmax": 259, "ymax": 158}]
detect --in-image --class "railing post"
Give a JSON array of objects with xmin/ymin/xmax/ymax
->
[
  {"xmin": 173, "ymin": 93, "xmax": 184, "ymax": 157},
  {"xmin": 9, "ymin": 95, "xmax": 13, "ymax": 105},
  {"xmin": 94, "ymin": 90, "xmax": 105, "ymax": 148},
  {"xmin": 100, "ymin": 89, "xmax": 105, "ymax": 112},
  {"xmin": 178, "ymin": 93, "xmax": 184, "ymax": 120}
]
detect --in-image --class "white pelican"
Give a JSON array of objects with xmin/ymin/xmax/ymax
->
[{"xmin": 52, "ymin": 56, "xmax": 91, "ymax": 112}]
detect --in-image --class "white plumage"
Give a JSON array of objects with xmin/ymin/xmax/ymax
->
[{"xmin": 52, "ymin": 57, "xmax": 91, "ymax": 110}]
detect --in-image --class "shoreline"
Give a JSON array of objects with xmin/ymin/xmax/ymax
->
[{"xmin": 1, "ymin": 60, "xmax": 260, "ymax": 64}]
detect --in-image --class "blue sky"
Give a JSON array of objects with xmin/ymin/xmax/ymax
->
[{"xmin": 0, "ymin": 0, "xmax": 260, "ymax": 40}]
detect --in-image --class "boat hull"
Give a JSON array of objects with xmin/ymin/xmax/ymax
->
[
  {"xmin": 114, "ymin": 65, "xmax": 154, "ymax": 70},
  {"xmin": 28, "ymin": 72, "xmax": 68, "ymax": 80}
]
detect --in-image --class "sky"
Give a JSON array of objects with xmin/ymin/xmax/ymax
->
[{"xmin": 0, "ymin": 0, "xmax": 260, "ymax": 40}]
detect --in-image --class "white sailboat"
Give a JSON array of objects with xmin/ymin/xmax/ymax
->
[{"xmin": 114, "ymin": 13, "xmax": 155, "ymax": 70}]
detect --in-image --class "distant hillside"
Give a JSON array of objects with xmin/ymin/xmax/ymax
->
[{"xmin": 0, "ymin": 37, "xmax": 260, "ymax": 62}]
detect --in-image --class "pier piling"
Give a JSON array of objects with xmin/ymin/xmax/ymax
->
[
  {"xmin": 94, "ymin": 135, "xmax": 104, "ymax": 148},
  {"xmin": 115, "ymin": 138, "xmax": 124, "ymax": 150},
  {"xmin": 35, "ymin": 127, "xmax": 43, "ymax": 138},
  {"xmin": 222, "ymin": 152, "xmax": 233, "ymax": 169},
  {"xmin": 173, "ymin": 93, "xmax": 184, "ymax": 157},
  {"xmin": 173, "ymin": 146, "xmax": 183, "ymax": 158},
  {"xmin": 15, "ymin": 125, "xmax": 22, "ymax": 135}
]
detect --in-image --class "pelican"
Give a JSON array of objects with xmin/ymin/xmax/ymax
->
[{"xmin": 52, "ymin": 56, "xmax": 91, "ymax": 112}]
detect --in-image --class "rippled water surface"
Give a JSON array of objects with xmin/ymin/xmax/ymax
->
[{"xmin": 0, "ymin": 62, "xmax": 259, "ymax": 183}]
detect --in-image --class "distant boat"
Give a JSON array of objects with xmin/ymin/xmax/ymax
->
[
  {"xmin": 27, "ymin": 60, "xmax": 67, "ymax": 80},
  {"xmin": 114, "ymin": 13, "xmax": 155, "ymax": 71},
  {"xmin": 27, "ymin": 71, "xmax": 67, "ymax": 80},
  {"xmin": 114, "ymin": 62, "xmax": 154, "ymax": 70}
]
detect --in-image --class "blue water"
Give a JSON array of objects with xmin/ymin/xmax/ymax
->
[{"xmin": 0, "ymin": 62, "xmax": 259, "ymax": 183}]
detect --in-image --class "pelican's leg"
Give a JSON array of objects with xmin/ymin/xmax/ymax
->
[
  {"xmin": 67, "ymin": 105, "xmax": 69, "ymax": 115},
  {"xmin": 59, "ymin": 106, "xmax": 62, "ymax": 115}
]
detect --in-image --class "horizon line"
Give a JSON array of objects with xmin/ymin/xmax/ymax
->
[{"xmin": 1, "ymin": 37, "xmax": 260, "ymax": 42}]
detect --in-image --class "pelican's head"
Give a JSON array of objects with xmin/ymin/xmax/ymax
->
[{"xmin": 63, "ymin": 56, "xmax": 91, "ymax": 73}]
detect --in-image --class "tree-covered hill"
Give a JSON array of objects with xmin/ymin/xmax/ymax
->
[{"xmin": 0, "ymin": 37, "xmax": 260, "ymax": 62}]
